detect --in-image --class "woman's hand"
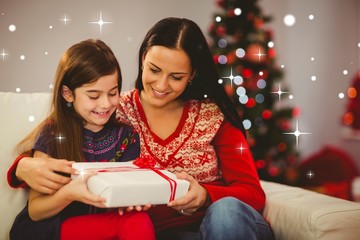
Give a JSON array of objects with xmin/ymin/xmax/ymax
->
[
  {"xmin": 167, "ymin": 172, "xmax": 210, "ymax": 215},
  {"xmin": 117, "ymin": 204, "xmax": 152, "ymax": 215},
  {"xmin": 16, "ymin": 156, "xmax": 77, "ymax": 194}
]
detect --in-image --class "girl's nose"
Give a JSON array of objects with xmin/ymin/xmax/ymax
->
[{"xmin": 100, "ymin": 96, "xmax": 112, "ymax": 108}]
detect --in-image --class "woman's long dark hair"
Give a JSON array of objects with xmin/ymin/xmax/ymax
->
[{"xmin": 135, "ymin": 17, "xmax": 245, "ymax": 135}]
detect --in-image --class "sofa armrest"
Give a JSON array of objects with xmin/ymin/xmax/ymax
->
[
  {"xmin": 0, "ymin": 92, "xmax": 50, "ymax": 239},
  {"xmin": 261, "ymin": 180, "xmax": 360, "ymax": 240}
]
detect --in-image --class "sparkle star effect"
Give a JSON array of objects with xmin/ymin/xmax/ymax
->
[
  {"xmin": 254, "ymin": 48, "xmax": 266, "ymax": 62},
  {"xmin": 60, "ymin": 14, "xmax": 71, "ymax": 25},
  {"xmin": 283, "ymin": 120, "xmax": 311, "ymax": 148},
  {"xmin": 271, "ymin": 83, "xmax": 289, "ymax": 101},
  {"xmin": 79, "ymin": 169, "xmax": 86, "ymax": 177},
  {"xmin": 237, "ymin": 142, "xmax": 247, "ymax": 154},
  {"xmin": 306, "ymin": 170, "xmax": 315, "ymax": 179},
  {"xmin": 89, "ymin": 11, "xmax": 113, "ymax": 34},
  {"xmin": 54, "ymin": 133, "xmax": 66, "ymax": 143},
  {"xmin": 222, "ymin": 68, "xmax": 235, "ymax": 87},
  {"xmin": 1, "ymin": 48, "xmax": 9, "ymax": 61}
]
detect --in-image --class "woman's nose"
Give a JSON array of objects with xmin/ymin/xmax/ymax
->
[{"xmin": 155, "ymin": 75, "xmax": 169, "ymax": 90}]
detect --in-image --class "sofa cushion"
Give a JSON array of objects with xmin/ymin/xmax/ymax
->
[{"xmin": 261, "ymin": 180, "xmax": 360, "ymax": 240}]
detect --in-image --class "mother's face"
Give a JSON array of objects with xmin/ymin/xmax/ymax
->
[{"xmin": 140, "ymin": 46, "xmax": 194, "ymax": 108}]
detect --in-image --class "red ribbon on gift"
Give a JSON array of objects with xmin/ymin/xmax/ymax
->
[
  {"xmin": 134, "ymin": 155, "xmax": 178, "ymax": 202},
  {"xmin": 84, "ymin": 156, "xmax": 178, "ymax": 202}
]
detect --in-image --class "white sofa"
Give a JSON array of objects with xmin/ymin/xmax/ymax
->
[{"xmin": 1, "ymin": 92, "xmax": 360, "ymax": 240}]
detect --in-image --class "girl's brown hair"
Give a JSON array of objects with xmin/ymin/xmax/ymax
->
[{"xmin": 16, "ymin": 39, "xmax": 122, "ymax": 162}]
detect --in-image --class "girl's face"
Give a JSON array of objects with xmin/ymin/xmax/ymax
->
[
  {"xmin": 141, "ymin": 46, "xmax": 194, "ymax": 108},
  {"xmin": 67, "ymin": 72, "xmax": 119, "ymax": 132}
]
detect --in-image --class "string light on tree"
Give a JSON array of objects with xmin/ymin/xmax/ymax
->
[
  {"xmin": 234, "ymin": 8, "xmax": 242, "ymax": 16},
  {"xmin": 236, "ymin": 48, "xmax": 245, "ymax": 58}
]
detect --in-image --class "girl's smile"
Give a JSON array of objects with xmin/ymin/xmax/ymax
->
[{"xmin": 64, "ymin": 71, "xmax": 119, "ymax": 132}]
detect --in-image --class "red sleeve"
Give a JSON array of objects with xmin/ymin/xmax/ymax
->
[
  {"xmin": 201, "ymin": 120, "xmax": 266, "ymax": 212},
  {"xmin": 7, "ymin": 155, "xmax": 28, "ymax": 189}
]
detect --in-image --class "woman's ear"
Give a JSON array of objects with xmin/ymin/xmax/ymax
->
[
  {"xmin": 190, "ymin": 69, "xmax": 197, "ymax": 82},
  {"xmin": 61, "ymin": 85, "xmax": 74, "ymax": 103}
]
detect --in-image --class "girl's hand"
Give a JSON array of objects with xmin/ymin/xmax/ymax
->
[
  {"xmin": 17, "ymin": 156, "xmax": 77, "ymax": 194},
  {"xmin": 117, "ymin": 204, "xmax": 152, "ymax": 215},
  {"xmin": 63, "ymin": 171, "xmax": 106, "ymax": 208},
  {"xmin": 167, "ymin": 172, "xmax": 209, "ymax": 215}
]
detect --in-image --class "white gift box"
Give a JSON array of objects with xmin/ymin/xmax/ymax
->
[{"xmin": 71, "ymin": 162, "xmax": 190, "ymax": 208}]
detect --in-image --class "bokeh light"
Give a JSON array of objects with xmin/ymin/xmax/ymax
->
[
  {"xmin": 284, "ymin": 14, "xmax": 296, "ymax": 26},
  {"xmin": 8, "ymin": 24, "xmax": 16, "ymax": 32}
]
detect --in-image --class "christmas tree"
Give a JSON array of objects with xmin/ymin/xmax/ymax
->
[
  {"xmin": 208, "ymin": 0, "xmax": 299, "ymax": 184},
  {"xmin": 343, "ymin": 71, "xmax": 360, "ymax": 131}
]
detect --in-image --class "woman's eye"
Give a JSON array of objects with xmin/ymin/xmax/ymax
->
[
  {"xmin": 150, "ymin": 68, "xmax": 160, "ymax": 73},
  {"xmin": 89, "ymin": 95, "xmax": 99, "ymax": 100},
  {"xmin": 171, "ymin": 75, "xmax": 182, "ymax": 81},
  {"xmin": 109, "ymin": 92, "xmax": 118, "ymax": 97}
]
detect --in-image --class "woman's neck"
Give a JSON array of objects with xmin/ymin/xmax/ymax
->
[{"xmin": 139, "ymin": 91, "xmax": 185, "ymax": 139}]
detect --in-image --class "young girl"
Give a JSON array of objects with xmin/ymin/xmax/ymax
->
[{"xmin": 10, "ymin": 39, "xmax": 155, "ymax": 240}]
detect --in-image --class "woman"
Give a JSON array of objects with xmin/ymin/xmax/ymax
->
[{"xmin": 8, "ymin": 18, "xmax": 273, "ymax": 240}]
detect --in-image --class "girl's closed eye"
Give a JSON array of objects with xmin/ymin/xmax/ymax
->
[
  {"xmin": 108, "ymin": 92, "xmax": 118, "ymax": 97},
  {"xmin": 88, "ymin": 94, "xmax": 100, "ymax": 100}
]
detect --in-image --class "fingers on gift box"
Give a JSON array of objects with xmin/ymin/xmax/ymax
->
[{"xmin": 71, "ymin": 162, "xmax": 190, "ymax": 207}]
